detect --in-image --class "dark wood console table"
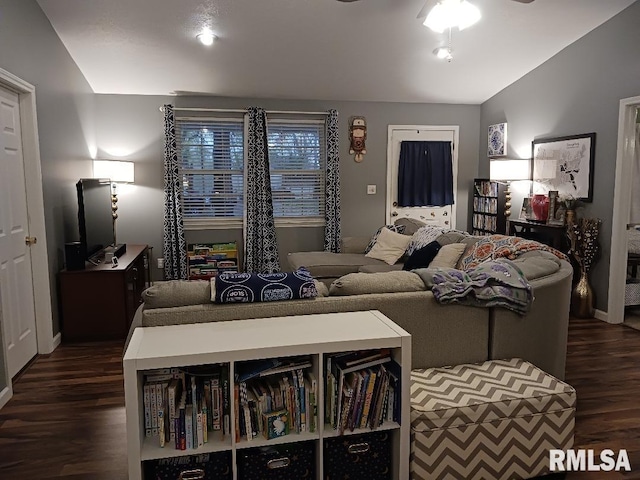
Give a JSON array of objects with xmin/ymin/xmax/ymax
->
[
  {"xmin": 508, "ymin": 219, "xmax": 568, "ymax": 251},
  {"xmin": 59, "ymin": 244, "xmax": 149, "ymax": 341}
]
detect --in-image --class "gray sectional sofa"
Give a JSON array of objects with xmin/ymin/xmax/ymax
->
[{"xmin": 127, "ymin": 245, "xmax": 572, "ymax": 379}]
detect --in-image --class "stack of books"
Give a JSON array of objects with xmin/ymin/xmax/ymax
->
[
  {"xmin": 325, "ymin": 349, "xmax": 400, "ymax": 435},
  {"xmin": 234, "ymin": 356, "xmax": 317, "ymax": 442},
  {"xmin": 142, "ymin": 364, "xmax": 231, "ymax": 449}
]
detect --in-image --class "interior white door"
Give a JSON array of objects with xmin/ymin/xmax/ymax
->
[
  {"xmin": 0, "ymin": 85, "xmax": 38, "ymax": 377},
  {"xmin": 386, "ymin": 126, "xmax": 458, "ymax": 228}
]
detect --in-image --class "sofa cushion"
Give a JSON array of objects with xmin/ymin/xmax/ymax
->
[
  {"xmin": 402, "ymin": 241, "xmax": 441, "ymax": 271},
  {"xmin": 394, "ymin": 217, "xmax": 427, "ymax": 236},
  {"xmin": 340, "ymin": 236, "xmax": 371, "ymax": 254},
  {"xmin": 287, "ymin": 251, "xmax": 389, "ymax": 278},
  {"xmin": 510, "ymin": 250, "xmax": 562, "ymax": 280},
  {"xmin": 329, "ymin": 271, "xmax": 426, "ymax": 296},
  {"xmin": 365, "ymin": 224, "xmax": 407, "ymax": 254},
  {"xmin": 142, "ymin": 280, "xmax": 211, "ymax": 308},
  {"xmin": 436, "ymin": 231, "xmax": 473, "ymax": 246},
  {"xmin": 429, "ymin": 243, "xmax": 467, "ymax": 269},
  {"xmin": 365, "ymin": 227, "xmax": 412, "ymax": 265},
  {"xmin": 213, "ymin": 269, "xmax": 317, "ymax": 303},
  {"xmin": 358, "ymin": 264, "xmax": 404, "ymax": 273}
]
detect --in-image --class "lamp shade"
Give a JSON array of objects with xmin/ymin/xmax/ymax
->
[
  {"xmin": 489, "ymin": 159, "xmax": 530, "ymax": 181},
  {"xmin": 93, "ymin": 160, "xmax": 135, "ymax": 183}
]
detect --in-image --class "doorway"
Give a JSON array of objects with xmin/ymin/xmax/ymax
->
[
  {"xmin": 0, "ymin": 68, "xmax": 55, "ymax": 410},
  {"xmin": 386, "ymin": 125, "xmax": 459, "ymax": 229},
  {"xmin": 607, "ymin": 96, "xmax": 640, "ymax": 325}
]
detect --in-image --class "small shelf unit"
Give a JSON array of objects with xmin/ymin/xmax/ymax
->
[
  {"xmin": 124, "ymin": 310, "xmax": 411, "ymax": 480},
  {"xmin": 472, "ymin": 179, "xmax": 507, "ymax": 235}
]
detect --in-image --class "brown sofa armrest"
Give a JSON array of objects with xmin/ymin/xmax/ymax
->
[{"xmin": 340, "ymin": 236, "xmax": 371, "ymax": 254}]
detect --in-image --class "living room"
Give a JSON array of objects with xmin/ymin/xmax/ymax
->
[{"xmin": 1, "ymin": 0, "xmax": 640, "ymax": 478}]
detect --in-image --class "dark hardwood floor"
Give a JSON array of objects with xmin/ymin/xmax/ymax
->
[{"xmin": 0, "ymin": 319, "xmax": 639, "ymax": 479}]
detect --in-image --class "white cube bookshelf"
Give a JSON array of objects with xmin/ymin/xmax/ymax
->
[{"xmin": 124, "ymin": 310, "xmax": 411, "ymax": 479}]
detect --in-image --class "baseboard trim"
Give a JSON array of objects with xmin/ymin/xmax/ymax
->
[
  {"xmin": 0, "ymin": 385, "xmax": 13, "ymax": 410},
  {"xmin": 594, "ymin": 309, "xmax": 610, "ymax": 323},
  {"xmin": 52, "ymin": 332, "xmax": 61, "ymax": 351}
]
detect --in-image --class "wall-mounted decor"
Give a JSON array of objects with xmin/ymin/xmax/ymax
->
[
  {"xmin": 488, "ymin": 122, "xmax": 507, "ymax": 157},
  {"xmin": 531, "ymin": 133, "xmax": 596, "ymax": 202},
  {"xmin": 349, "ymin": 116, "xmax": 367, "ymax": 162}
]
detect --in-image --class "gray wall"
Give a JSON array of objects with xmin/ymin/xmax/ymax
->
[
  {"xmin": 0, "ymin": 0, "xmax": 95, "ymax": 335},
  {"xmin": 95, "ymin": 94, "xmax": 480, "ymax": 275},
  {"xmin": 480, "ymin": 1, "xmax": 640, "ymax": 312}
]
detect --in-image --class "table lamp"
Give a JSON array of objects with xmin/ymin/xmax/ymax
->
[
  {"xmin": 489, "ymin": 159, "xmax": 531, "ymax": 217},
  {"xmin": 93, "ymin": 160, "xmax": 135, "ymax": 246}
]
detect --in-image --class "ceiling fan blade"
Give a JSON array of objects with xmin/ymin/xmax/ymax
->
[
  {"xmin": 511, "ymin": 0, "xmax": 535, "ymax": 3},
  {"xmin": 417, "ymin": 0, "xmax": 437, "ymax": 19}
]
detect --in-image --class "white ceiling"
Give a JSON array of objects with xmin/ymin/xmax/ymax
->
[{"xmin": 37, "ymin": 0, "xmax": 635, "ymax": 104}]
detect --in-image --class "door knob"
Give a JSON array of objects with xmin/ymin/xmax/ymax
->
[{"xmin": 25, "ymin": 236, "xmax": 37, "ymax": 245}]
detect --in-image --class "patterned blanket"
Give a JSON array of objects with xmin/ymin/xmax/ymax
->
[
  {"xmin": 458, "ymin": 235, "xmax": 567, "ymax": 270},
  {"xmin": 413, "ymin": 258, "xmax": 533, "ymax": 315}
]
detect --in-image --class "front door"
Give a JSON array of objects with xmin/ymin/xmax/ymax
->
[
  {"xmin": 386, "ymin": 126, "xmax": 458, "ymax": 229},
  {"xmin": 0, "ymin": 85, "xmax": 38, "ymax": 377}
]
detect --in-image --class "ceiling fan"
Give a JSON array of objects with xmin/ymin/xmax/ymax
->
[{"xmin": 416, "ymin": 0, "xmax": 534, "ymax": 22}]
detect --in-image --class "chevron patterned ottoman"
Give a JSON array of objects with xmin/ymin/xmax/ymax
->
[{"xmin": 410, "ymin": 358, "xmax": 576, "ymax": 480}]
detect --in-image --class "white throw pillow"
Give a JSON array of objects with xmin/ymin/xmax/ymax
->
[
  {"xmin": 365, "ymin": 227, "xmax": 412, "ymax": 265},
  {"xmin": 429, "ymin": 243, "xmax": 467, "ymax": 269}
]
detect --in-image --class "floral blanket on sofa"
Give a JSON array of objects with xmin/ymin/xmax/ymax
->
[
  {"xmin": 458, "ymin": 235, "xmax": 568, "ymax": 271},
  {"xmin": 414, "ymin": 258, "xmax": 533, "ymax": 315}
]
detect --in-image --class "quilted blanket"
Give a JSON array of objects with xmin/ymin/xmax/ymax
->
[
  {"xmin": 458, "ymin": 235, "xmax": 567, "ymax": 271},
  {"xmin": 414, "ymin": 258, "xmax": 533, "ymax": 315}
]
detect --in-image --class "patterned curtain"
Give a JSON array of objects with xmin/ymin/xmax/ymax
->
[
  {"xmin": 324, "ymin": 109, "xmax": 341, "ymax": 252},
  {"xmin": 244, "ymin": 107, "xmax": 280, "ymax": 273},
  {"xmin": 162, "ymin": 104, "xmax": 188, "ymax": 280}
]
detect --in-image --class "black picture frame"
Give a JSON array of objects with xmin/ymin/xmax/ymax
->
[{"xmin": 531, "ymin": 132, "xmax": 596, "ymax": 202}]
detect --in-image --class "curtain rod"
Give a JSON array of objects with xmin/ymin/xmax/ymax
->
[{"xmin": 159, "ymin": 106, "xmax": 329, "ymax": 115}]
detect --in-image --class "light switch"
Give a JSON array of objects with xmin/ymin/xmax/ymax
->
[{"xmin": 367, "ymin": 185, "xmax": 377, "ymax": 195}]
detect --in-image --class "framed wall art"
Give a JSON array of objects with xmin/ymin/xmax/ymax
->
[
  {"xmin": 531, "ymin": 132, "xmax": 596, "ymax": 202},
  {"xmin": 488, "ymin": 123, "xmax": 507, "ymax": 157}
]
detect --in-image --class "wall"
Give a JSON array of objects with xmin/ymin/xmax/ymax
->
[
  {"xmin": 96, "ymin": 94, "xmax": 480, "ymax": 274},
  {"xmin": 480, "ymin": 1, "xmax": 640, "ymax": 312},
  {"xmin": 0, "ymin": 0, "xmax": 95, "ymax": 335}
]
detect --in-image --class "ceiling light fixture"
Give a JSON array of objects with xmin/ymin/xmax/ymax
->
[
  {"xmin": 196, "ymin": 29, "xmax": 216, "ymax": 46},
  {"xmin": 433, "ymin": 46, "xmax": 453, "ymax": 62},
  {"xmin": 423, "ymin": 0, "xmax": 481, "ymax": 33}
]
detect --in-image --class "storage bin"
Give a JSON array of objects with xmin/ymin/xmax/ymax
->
[
  {"xmin": 143, "ymin": 451, "xmax": 232, "ymax": 480},
  {"xmin": 324, "ymin": 431, "xmax": 392, "ymax": 479},
  {"xmin": 410, "ymin": 358, "xmax": 575, "ymax": 480},
  {"xmin": 625, "ymin": 278, "xmax": 640, "ymax": 306},
  {"xmin": 236, "ymin": 441, "xmax": 315, "ymax": 479}
]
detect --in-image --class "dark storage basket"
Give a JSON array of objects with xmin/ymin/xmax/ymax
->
[
  {"xmin": 144, "ymin": 451, "xmax": 232, "ymax": 480},
  {"xmin": 237, "ymin": 441, "xmax": 316, "ymax": 480},
  {"xmin": 324, "ymin": 431, "xmax": 392, "ymax": 479}
]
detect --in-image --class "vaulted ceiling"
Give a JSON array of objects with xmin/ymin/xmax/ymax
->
[{"xmin": 37, "ymin": 0, "xmax": 636, "ymax": 104}]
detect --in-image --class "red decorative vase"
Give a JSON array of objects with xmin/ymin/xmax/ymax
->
[{"xmin": 531, "ymin": 194, "xmax": 549, "ymax": 222}]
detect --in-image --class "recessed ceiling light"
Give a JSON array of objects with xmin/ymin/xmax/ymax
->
[{"xmin": 197, "ymin": 29, "xmax": 216, "ymax": 46}]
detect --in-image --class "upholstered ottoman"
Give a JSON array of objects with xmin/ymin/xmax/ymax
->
[{"xmin": 410, "ymin": 358, "xmax": 576, "ymax": 480}]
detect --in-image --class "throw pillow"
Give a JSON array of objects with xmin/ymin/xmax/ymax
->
[
  {"xmin": 402, "ymin": 241, "xmax": 442, "ymax": 271},
  {"xmin": 429, "ymin": 243, "xmax": 467, "ymax": 269},
  {"xmin": 393, "ymin": 217, "xmax": 427, "ymax": 236},
  {"xmin": 364, "ymin": 224, "xmax": 407, "ymax": 254},
  {"xmin": 212, "ymin": 268, "xmax": 318, "ymax": 303},
  {"xmin": 365, "ymin": 227, "xmax": 412, "ymax": 265},
  {"xmin": 329, "ymin": 271, "xmax": 426, "ymax": 296},
  {"xmin": 142, "ymin": 280, "xmax": 210, "ymax": 308},
  {"xmin": 405, "ymin": 225, "xmax": 449, "ymax": 257}
]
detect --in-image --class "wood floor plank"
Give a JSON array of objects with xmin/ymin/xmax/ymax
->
[{"xmin": 0, "ymin": 322, "xmax": 639, "ymax": 478}]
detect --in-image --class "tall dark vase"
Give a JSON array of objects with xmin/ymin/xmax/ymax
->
[{"xmin": 571, "ymin": 268, "xmax": 595, "ymax": 318}]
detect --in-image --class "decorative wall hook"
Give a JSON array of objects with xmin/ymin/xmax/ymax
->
[{"xmin": 349, "ymin": 116, "xmax": 367, "ymax": 162}]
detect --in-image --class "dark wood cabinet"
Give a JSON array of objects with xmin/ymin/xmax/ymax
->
[{"xmin": 59, "ymin": 244, "xmax": 149, "ymax": 341}]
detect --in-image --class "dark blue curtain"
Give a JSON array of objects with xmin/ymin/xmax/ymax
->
[{"xmin": 398, "ymin": 141, "xmax": 454, "ymax": 207}]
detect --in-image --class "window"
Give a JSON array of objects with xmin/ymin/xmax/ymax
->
[{"xmin": 176, "ymin": 116, "xmax": 326, "ymax": 228}]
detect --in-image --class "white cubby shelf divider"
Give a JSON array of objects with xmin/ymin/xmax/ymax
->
[{"xmin": 124, "ymin": 310, "xmax": 411, "ymax": 480}]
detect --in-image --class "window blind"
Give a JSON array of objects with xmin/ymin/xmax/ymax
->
[
  {"xmin": 176, "ymin": 119, "xmax": 244, "ymax": 220},
  {"xmin": 267, "ymin": 121, "xmax": 326, "ymax": 219}
]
